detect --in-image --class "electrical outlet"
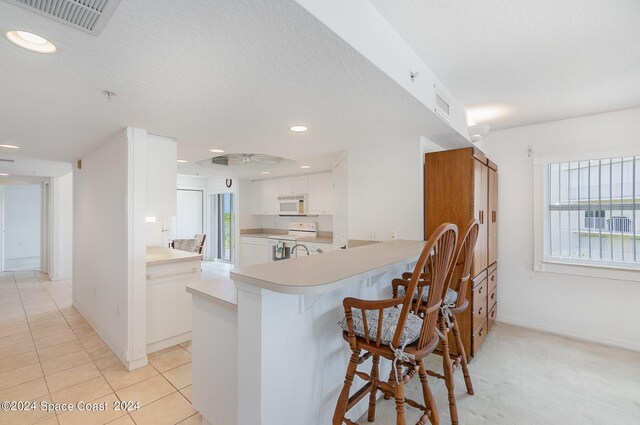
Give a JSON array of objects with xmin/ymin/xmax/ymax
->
[{"xmin": 391, "ymin": 231, "xmax": 398, "ymax": 240}]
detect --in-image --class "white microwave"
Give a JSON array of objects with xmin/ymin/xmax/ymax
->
[{"xmin": 278, "ymin": 194, "xmax": 307, "ymax": 216}]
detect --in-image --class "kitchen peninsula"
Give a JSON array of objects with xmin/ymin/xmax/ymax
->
[
  {"xmin": 187, "ymin": 240, "xmax": 426, "ymax": 425},
  {"xmin": 146, "ymin": 246, "xmax": 202, "ymax": 353}
]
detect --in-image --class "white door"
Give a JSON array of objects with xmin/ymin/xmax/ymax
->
[
  {"xmin": 1, "ymin": 184, "xmax": 42, "ymax": 271},
  {"xmin": 333, "ymin": 157, "xmax": 348, "ymax": 249},
  {"xmin": 173, "ymin": 189, "xmax": 203, "ymax": 239}
]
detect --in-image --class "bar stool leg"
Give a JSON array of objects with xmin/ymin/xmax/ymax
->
[
  {"xmin": 439, "ymin": 317, "xmax": 458, "ymax": 425},
  {"xmin": 419, "ymin": 359, "xmax": 439, "ymax": 425},
  {"xmin": 367, "ymin": 354, "xmax": 380, "ymax": 422},
  {"xmin": 394, "ymin": 363, "xmax": 407, "ymax": 425},
  {"xmin": 451, "ymin": 315, "xmax": 474, "ymax": 395},
  {"xmin": 332, "ymin": 349, "xmax": 361, "ymax": 425},
  {"xmin": 384, "ymin": 367, "xmax": 395, "ymax": 400}
]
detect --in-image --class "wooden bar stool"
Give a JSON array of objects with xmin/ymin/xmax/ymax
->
[
  {"xmin": 391, "ymin": 219, "xmax": 479, "ymax": 425},
  {"xmin": 333, "ymin": 223, "xmax": 458, "ymax": 425}
]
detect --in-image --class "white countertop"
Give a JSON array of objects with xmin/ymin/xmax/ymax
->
[
  {"xmin": 230, "ymin": 240, "xmax": 426, "ymax": 295},
  {"xmin": 146, "ymin": 246, "xmax": 203, "ymax": 265},
  {"xmin": 187, "ymin": 277, "xmax": 237, "ymax": 311}
]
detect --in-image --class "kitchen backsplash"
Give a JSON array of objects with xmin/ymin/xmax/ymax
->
[{"xmin": 260, "ymin": 215, "xmax": 333, "ymax": 232}]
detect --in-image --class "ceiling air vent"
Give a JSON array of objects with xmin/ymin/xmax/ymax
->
[
  {"xmin": 3, "ymin": 0, "xmax": 122, "ymax": 35},
  {"xmin": 211, "ymin": 157, "xmax": 229, "ymax": 166}
]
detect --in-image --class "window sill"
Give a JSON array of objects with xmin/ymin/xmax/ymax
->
[{"xmin": 534, "ymin": 259, "xmax": 640, "ymax": 282}]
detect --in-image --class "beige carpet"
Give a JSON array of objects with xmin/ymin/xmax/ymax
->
[{"xmin": 358, "ymin": 323, "xmax": 640, "ymax": 424}]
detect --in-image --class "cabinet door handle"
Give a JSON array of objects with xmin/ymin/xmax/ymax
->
[
  {"xmin": 492, "ymin": 211, "xmax": 497, "ymax": 222},
  {"xmin": 478, "ymin": 307, "xmax": 483, "ymax": 316}
]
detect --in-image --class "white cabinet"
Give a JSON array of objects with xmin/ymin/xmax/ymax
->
[
  {"xmin": 264, "ymin": 180, "xmax": 279, "ymax": 214},
  {"xmin": 240, "ymin": 237, "xmax": 271, "ymax": 266},
  {"xmin": 252, "ymin": 180, "xmax": 264, "ymax": 215},
  {"xmin": 252, "ymin": 180, "xmax": 278, "ymax": 215},
  {"xmin": 278, "ymin": 176, "xmax": 308, "ymax": 195},
  {"xmin": 307, "ymin": 172, "xmax": 333, "ymax": 215},
  {"xmin": 252, "ymin": 173, "xmax": 330, "ymax": 215}
]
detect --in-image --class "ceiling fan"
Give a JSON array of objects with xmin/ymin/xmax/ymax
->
[{"xmin": 211, "ymin": 153, "xmax": 282, "ymax": 166}]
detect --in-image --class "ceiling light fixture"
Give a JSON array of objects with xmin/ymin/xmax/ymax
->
[
  {"xmin": 210, "ymin": 149, "xmax": 225, "ymax": 153},
  {"xmin": 289, "ymin": 125, "xmax": 308, "ymax": 133},
  {"xmin": 468, "ymin": 125, "xmax": 491, "ymax": 143},
  {"xmin": 177, "ymin": 159, "xmax": 188, "ymax": 163},
  {"xmin": 0, "ymin": 144, "xmax": 20, "ymax": 149},
  {"xmin": 300, "ymin": 165, "xmax": 310, "ymax": 169},
  {"xmin": 6, "ymin": 30, "xmax": 56, "ymax": 53},
  {"xmin": 0, "ymin": 173, "xmax": 9, "ymax": 177},
  {"xmin": 261, "ymin": 171, "xmax": 271, "ymax": 174}
]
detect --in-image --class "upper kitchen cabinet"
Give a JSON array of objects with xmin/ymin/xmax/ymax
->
[
  {"xmin": 278, "ymin": 175, "xmax": 308, "ymax": 195},
  {"xmin": 253, "ymin": 180, "xmax": 279, "ymax": 215},
  {"xmin": 252, "ymin": 172, "xmax": 333, "ymax": 215},
  {"xmin": 146, "ymin": 134, "xmax": 177, "ymax": 217},
  {"xmin": 308, "ymin": 172, "xmax": 334, "ymax": 215}
]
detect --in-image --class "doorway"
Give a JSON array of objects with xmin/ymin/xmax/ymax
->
[
  {"xmin": 172, "ymin": 189, "xmax": 204, "ymax": 240},
  {"xmin": 211, "ymin": 192, "xmax": 234, "ymax": 263},
  {"xmin": 1, "ymin": 184, "xmax": 42, "ymax": 271}
]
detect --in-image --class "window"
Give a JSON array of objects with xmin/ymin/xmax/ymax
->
[{"xmin": 544, "ymin": 156, "xmax": 640, "ymax": 269}]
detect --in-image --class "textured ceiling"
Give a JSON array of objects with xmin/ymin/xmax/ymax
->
[
  {"xmin": 371, "ymin": 0, "xmax": 640, "ymax": 130},
  {"xmin": 0, "ymin": 0, "xmax": 455, "ymax": 169}
]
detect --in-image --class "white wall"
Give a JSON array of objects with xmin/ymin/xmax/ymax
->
[
  {"xmin": 74, "ymin": 130, "xmax": 131, "ymax": 363},
  {"xmin": 347, "ymin": 138, "xmax": 424, "ymax": 241},
  {"xmin": 74, "ymin": 128, "xmax": 149, "ymax": 369},
  {"xmin": 50, "ymin": 172, "xmax": 73, "ymax": 280},
  {"xmin": 478, "ymin": 107, "xmax": 640, "ymax": 351},
  {"xmin": 3, "ymin": 184, "xmax": 41, "ymax": 262}
]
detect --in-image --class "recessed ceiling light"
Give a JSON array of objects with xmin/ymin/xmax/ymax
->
[
  {"xmin": 289, "ymin": 125, "xmax": 308, "ymax": 133},
  {"xmin": 0, "ymin": 144, "xmax": 20, "ymax": 149},
  {"xmin": 0, "ymin": 173, "xmax": 9, "ymax": 177},
  {"xmin": 6, "ymin": 30, "xmax": 56, "ymax": 54},
  {"xmin": 210, "ymin": 149, "xmax": 225, "ymax": 153},
  {"xmin": 177, "ymin": 159, "xmax": 188, "ymax": 163},
  {"xmin": 300, "ymin": 165, "xmax": 311, "ymax": 169},
  {"xmin": 261, "ymin": 171, "xmax": 271, "ymax": 174}
]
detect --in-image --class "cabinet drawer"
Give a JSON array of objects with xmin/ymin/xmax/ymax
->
[
  {"xmin": 472, "ymin": 317, "xmax": 488, "ymax": 356},
  {"xmin": 472, "ymin": 278, "xmax": 487, "ymax": 332},
  {"xmin": 488, "ymin": 285, "xmax": 497, "ymax": 310},
  {"xmin": 488, "ymin": 304, "xmax": 497, "ymax": 332},
  {"xmin": 488, "ymin": 268, "xmax": 497, "ymax": 293}
]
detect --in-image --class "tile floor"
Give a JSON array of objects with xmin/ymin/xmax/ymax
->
[{"xmin": 0, "ymin": 271, "xmax": 200, "ymax": 425}]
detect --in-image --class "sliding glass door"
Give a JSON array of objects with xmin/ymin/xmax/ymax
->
[{"xmin": 216, "ymin": 193, "xmax": 234, "ymax": 262}]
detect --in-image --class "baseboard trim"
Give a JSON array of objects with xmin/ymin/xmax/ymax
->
[
  {"xmin": 497, "ymin": 316, "xmax": 640, "ymax": 352},
  {"xmin": 147, "ymin": 331, "xmax": 192, "ymax": 355},
  {"xmin": 73, "ymin": 302, "xmax": 149, "ymax": 371}
]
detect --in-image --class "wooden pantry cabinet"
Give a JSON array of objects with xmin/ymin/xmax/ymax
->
[{"xmin": 424, "ymin": 147, "xmax": 498, "ymax": 358}]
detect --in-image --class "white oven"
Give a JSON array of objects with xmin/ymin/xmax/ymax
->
[{"xmin": 278, "ymin": 194, "xmax": 307, "ymax": 216}]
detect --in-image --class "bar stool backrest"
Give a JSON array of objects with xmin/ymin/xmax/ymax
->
[
  {"xmin": 392, "ymin": 223, "xmax": 458, "ymax": 350},
  {"xmin": 447, "ymin": 219, "xmax": 480, "ymax": 310}
]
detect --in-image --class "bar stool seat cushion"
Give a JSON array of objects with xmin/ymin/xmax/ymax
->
[
  {"xmin": 398, "ymin": 286, "xmax": 458, "ymax": 306},
  {"xmin": 338, "ymin": 308, "xmax": 422, "ymax": 346}
]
